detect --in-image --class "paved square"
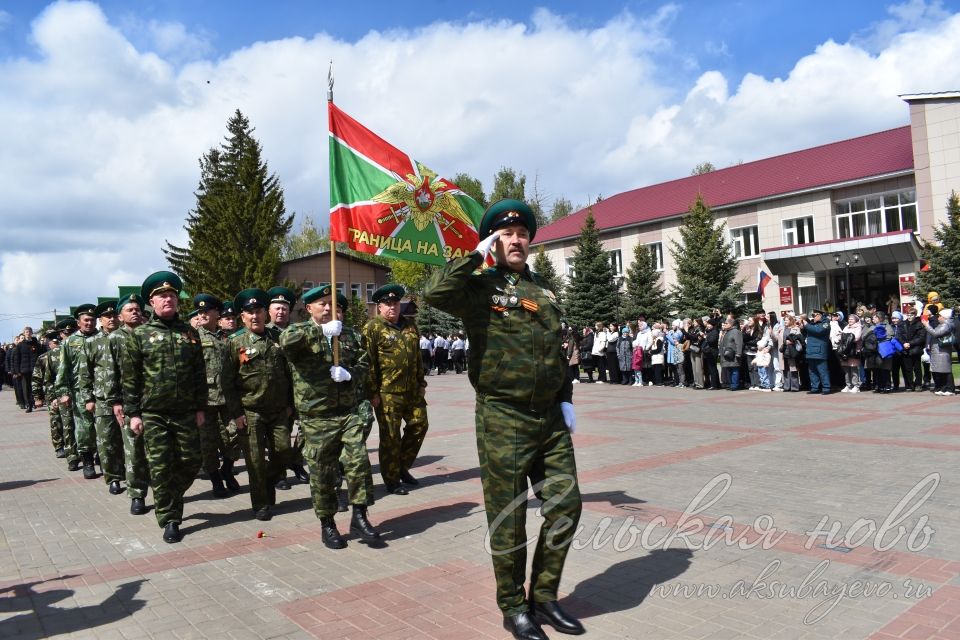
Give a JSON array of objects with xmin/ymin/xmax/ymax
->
[{"xmin": 1, "ymin": 377, "xmax": 959, "ymax": 639}]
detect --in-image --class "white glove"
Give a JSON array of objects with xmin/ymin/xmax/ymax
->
[
  {"xmin": 560, "ymin": 402, "xmax": 576, "ymax": 434},
  {"xmin": 322, "ymin": 319, "xmax": 342, "ymax": 337},
  {"xmin": 330, "ymin": 365, "xmax": 352, "ymax": 382},
  {"xmin": 474, "ymin": 231, "xmax": 500, "ymax": 258}
]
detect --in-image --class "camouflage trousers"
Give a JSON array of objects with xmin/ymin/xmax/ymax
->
[
  {"xmin": 122, "ymin": 418, "xmax": 150, "ymax": 500},
  {"xmin": 475, "ymin": 397, "xmax": 582, "ymax": 616},
  {"xmin": 71, "ymin": 397, "xmax": 96, "ymax": 455},
  {"xmin": 141, "ymin": 411, "xmax": 202, "ymax": 528},
  {"xmin": 302, "ymin": 412, "xmax": 374, "ymax": 519},
  {"xmin": 94, "ymin": 400, "xmax": 124, "ymax": 484},
  {"xmin": 339, "ymin": 400, "xmax": 375, "ymax": 469},
  {"xmin": 200, "ymin": 405, "xmax": 241, "ymax": 473},
  {"xmin": 375, "ymin": 391, "xmax": 429, "ymax": 486},
  {"xmin": 59, "ymin": 401, "xmax": 78, "ymax": 464},
  {"xmin": 239, "ymin": 408, "xmax": 292, "ymax": 512},
  {"xmin": 47, "ymin": 403, "xmax": 64, "ymax": 452}
]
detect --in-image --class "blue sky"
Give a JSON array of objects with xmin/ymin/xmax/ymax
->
[{"xmin": 1, "ymin": 0, "xmax": 959, "ymax": 337}]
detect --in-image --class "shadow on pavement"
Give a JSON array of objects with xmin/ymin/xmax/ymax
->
[
  {"xmin": 0, "ymin": 577, "xmax": 146, "ymax": 639},
  {"xmin": 567, "ymin": 548, "xmax": 694, "ymax": 617},
  {"xmin": 376, "ymin": 500, "xmax": 482, "ymax": 541},
  {"xmin": 181, "ymin": 508, "xmax": 260, "ymax": 535},
  {"xmin": 0, "ymin": 478, "xmax": 58, "ymax": 492},
  {"xmin": 579, "ymin": 490, "xmax": 647, "ymax": 507}
]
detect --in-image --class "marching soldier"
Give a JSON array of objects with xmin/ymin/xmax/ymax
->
[
  {"xmin": 424, "ymin": 199, "xmax": 584, "ymax": 640},
  {"xmin": 54, "ymin": 319, "xmax": 80, "ymax": 469},
  {"xmin": 363, "ymin": 284, "xmax": 428, "ymax": 494},
  {"xmin": 279, "ymin": 284, "xmax": 379, "ymax": 549},
  {"xmin": 32, "ymin": 330, "xmax": 65, "ymax": 458},
  {"xmin": 80, "ymin": 300, "xmax": 127, "ymax": 495},
  {"xmin": 226, "ymin": 288, "xmax": 294, "ymax": 520},
  {"xmin": 55, "ymin": 304, "xmax": 101, "ymax": 480},
  {"xmin": 107, "ymin": 294, "xmax": 151, "ymax": 515},
  {"xmin": 121, "ymin": 271, "xmax": 207, "ymax": 543}
]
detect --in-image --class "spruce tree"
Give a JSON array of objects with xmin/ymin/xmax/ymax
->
[
  {"xmin": 532, "ymin": 246, "xmax": 563, "ymax": 306},
  {"xmin": 915, "ymin": 191, "xmax": 960, "ymax": 306},
  {"xmin": 164, "ymin": 110, "xmax": 294, "ymax": 298},
  {"xmin": 416, "ymin": 302, "xmax": 462, "ymax": 336},
  {"xmin": 344, "ymin": 294, "xmax": 370, "ymax": 331},
  {"xmin": 669, "ymin": 194, "xmax": 744, "ymax": 317},
  {"xmin": 621, "ymin": 243, "xmax": 668, "ymax": 321},
  {"xmin": 563, "ymin": 208, "xmax": 619, "ymax": 327}
]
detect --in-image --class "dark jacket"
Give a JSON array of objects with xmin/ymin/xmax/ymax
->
[
  {"xmin": 901, "ymin": 318, "xmax": 925, "ymax": 356},
  {"xmin": 702, "ymin": 326, "xmax": 720, "ymax": 356},
  {"xmin": 719, "ymin": 327, "xmax": 742, "ymax": 368},
  {"xmin": 801, "ymin": 320, "xmax": 831, "ymax": 360},
  {"xmin": 12, "ymin": 338, "xmax": 42, "ymax": 374}
]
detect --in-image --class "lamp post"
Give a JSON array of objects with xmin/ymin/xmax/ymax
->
[{"xmin": 833, "ymin": 251, "xmax": 861, "ymax": 314}]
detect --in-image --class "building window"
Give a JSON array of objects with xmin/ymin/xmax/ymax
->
[
  {"xmin": 336, "ymin": 282, "xmax": 346, "ymax": 296},
  {"xmin": 565, "ymin": 257, "xmax": 576, "ymax": 278},
  {"xmin": 648, "ymin": 242, "xmax": 664, "ymax": 271},
  {"xmin": 835, "ymin": 189, "xmax": 917, "ymax": 238},
  {"xmin": 730, "ymin": 225, "xmax": 760, "ymax": 259},
  {"xmin": 301, "ymin": 280, "xmax": 314, "ymax": 292},
  {"xmin": 608, "ymin": 249, "xmax": 623, "ymax": 275},
  {"xmin": 351, "ymin": 283, "xmax": 361, "ymax": 300},
  {"xmin": 782, "ymin": 217, "xmax": 815, "ymax": 246},
  {"xmin": 366, "ymin": 283, "xmax": 376, "ymax": 303}
]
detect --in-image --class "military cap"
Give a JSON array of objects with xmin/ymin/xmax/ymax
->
[
  {"xmin": 73, "ymin": 303, "xmax": 96, "ymax": 319},
  {"xmin": 44, "ymin": 329, "xmax": 60, "ymax": 342},
  {"xmin": 116, "ymin": 293, "xmax": 144, "ymax": 313},
  {"xmin": 372, "ymin": 283, "xmax": 405, "ymax": 304},
  {"xmin": 303, "ymin": 284, "xmax": 348, "ymax": 308},
  {"xmin": 478, "ymin": 198, "xmax": 537, "ymax": 241},
  {"xmin": 220, "ymin": 300, "xmax": 236, "ymax": 316},
  {"xmin": 234, "ymin": 288, "xmax": 270, "ymax": 312},
  {"xmin": 193, "ymin": 293, "xmax": 223, "ymax": 313},
  {"xmin": 187, "ymin": 308, "xmax": 201, "ymax": 319},
  {"xmin": 267, "ymin": 286, "xmax": 297, "ymax": 307},
  {"xmin": 94, "ymin": 300, "xmax": 118, "ymax": 317},
  {"xmin": 141, "ymin": 270, "xmax": 183, "ymax": 300},
  {"xmin": 56, "ymin": 318, "xmax": 78, "ymax": 331}
]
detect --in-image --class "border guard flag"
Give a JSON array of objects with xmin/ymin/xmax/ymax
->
[{"xmin": 328, "ymin": 103, "xmax": 484, "ymax": 265}]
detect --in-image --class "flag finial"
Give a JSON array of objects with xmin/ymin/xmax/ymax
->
[{"xmin": 327, "ymin": 60, "xmax": 334, "ymax": 102}]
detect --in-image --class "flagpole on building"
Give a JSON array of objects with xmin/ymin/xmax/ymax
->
[{"xmin": 327, "ymin": 60, "xmax": 340, "ymax": 366}]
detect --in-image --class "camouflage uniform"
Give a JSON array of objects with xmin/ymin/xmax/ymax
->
[
  {"xmin": 424, "ymin": 251, "xmax": 581, "ymax": 616},
  {"xmin": 45, "ymin": 346, "xmax": 78, "ymax": 464},
  {"xmin": 279, "ymin": 321, "xmax": 373, "ymax": 518},
  {"xmin": 199, "ymin": 326, "xmax": 241, "ymax": 473},
  {"xmin": 121, "ymin": 315, "xmax": 206, "ymax": 528},
  {"xmin": 80, "ymin": 330, "xmax": 125, "ymax": 484},
  {"xmin": 267, "ymin": 323, "xmax": 306, "ymax": 471},
  {"xmin": 31, "ymin": 352, "xmax": 64, "ymax": 454},
  {"xmin": 55, "ymin": 330, "xmax": 99, "ymax": 458},
  {"xmin": 106, "ymin": 326, "xmax": 150, "ymax": 501},
  {"xmin": 226, "ymin": 328, "xmax": 293, "ymax": 512},
  {"xmin": 362, "ymin": 315, "xmax": 428, "ymax": 487}
]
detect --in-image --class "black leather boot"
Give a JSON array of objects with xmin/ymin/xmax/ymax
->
[
  {"xmin": 209, "ymin": 470, "xmax": 229, "ymax": 498},
  {"xmin": 399, "ymin": 469, "xmax": 419, "ymax": 486},
  {"xmin": 320, "ymin": 517, "xmax": 346, "ymax": 549},
  {"xmin": 255, "ymin": 506, "xmax": 272, "ymax": 521},
  {"xmin": 350, "ymin": 505, "xmax": 381, "ymax": 541},
  {"xmin": 67, "ymin": 458, "xmax": 80, "ymax": 471},
  {"xmin": 55, "ymin": 448, "xmax": 66, "ymax": 459},
  {"xmin": 530, "ymin": 600, "xmax": 585, "ymax": 635},
  {"xmin": 289, "ymin": 463, "xmax": 309, "ymax": 484},
  {"xmin": 81, "ymin": 451, "xmax": 98, "ymax": 479},
  {"xmin": 503, "ymin": 612, "xmax": 548, "ymax": 640},
  {"xmin": 130, "ymin": 497, "xmax": 147, "ymax": 515},
  {"xmin": 108, "ymin": 480, "xmax": 124, "ymax": 495},
  {"xmin": 220, "ymin": 459, "xmax": 240, "ymax": 492},
  {"xmin": 162, "ymin": 522, "xmax": 182, "ymax": 543}
]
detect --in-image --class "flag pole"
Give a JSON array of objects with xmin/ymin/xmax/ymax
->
[{"xmin": 328, "ymin": 60, "xmax": 340, "ymax": 366}]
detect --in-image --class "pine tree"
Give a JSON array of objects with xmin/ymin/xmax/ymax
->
[
  {"xmin": 915, "ymin": 190, "xmax": 960, "ymax": 306},
  {"xmin": 164, "ymin": 110, "xmax": 294, "ymax": 298},
  {"xmin": 532, "ymin": 246, "xmax": 563, "ymax": 306},
  {"xmin": 344, "ymin": 294, "xmax": 370, "ymax": 331},
  {"xmin": 669, "ymin": 194, "xmax": 744, "ymax": 317},
  {"xmin": 563, "ymin": 208, "xmax": 619, "ymax": 327},
  {"xmin": 621, "ymin": 244, "xmax": 668, "ymax": 321}
]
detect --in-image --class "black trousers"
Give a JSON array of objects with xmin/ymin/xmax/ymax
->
[{"xmin": 19, "ymin": 374, "xmax": 33, "ymax": 407}]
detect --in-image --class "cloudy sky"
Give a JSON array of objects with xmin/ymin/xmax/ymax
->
[{"xmin": 2, "ymin": 0, "xmax": 960, "ymax": 338}]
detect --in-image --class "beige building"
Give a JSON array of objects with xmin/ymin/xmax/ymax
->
[
  {"xmin": 276, "ymin": 249, "xmax": 392, "ymax": 320},
  {"xmin": 531, "ymin": 92, "xmax": 960, "ymax": 317}
]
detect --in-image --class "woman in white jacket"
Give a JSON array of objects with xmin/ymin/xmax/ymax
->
[{"xmin": 591, "ymin": 321, "xmax": 609, "ymax": 383}]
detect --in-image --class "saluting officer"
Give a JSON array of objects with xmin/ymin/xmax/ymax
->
[{"xmin": 424, "ymin": 199, "xmax": 583, "ymax": 640}]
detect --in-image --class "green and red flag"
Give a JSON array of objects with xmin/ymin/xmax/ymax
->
[{"xmin": 328, "ymin": 102, "xmax": 484, "ymax": 265}]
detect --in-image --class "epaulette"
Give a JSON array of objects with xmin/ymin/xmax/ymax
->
[{"xmin": 230, "ymin": 328, "xmax": 248, "ymax": 339}]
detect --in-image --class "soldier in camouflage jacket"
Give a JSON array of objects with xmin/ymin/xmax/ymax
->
[{"xmin": 55, "ymin": 304, "xmax": 101, "ymax": 479}]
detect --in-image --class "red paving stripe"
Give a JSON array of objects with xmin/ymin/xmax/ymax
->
[
  {"xmin": 868, "ymin": 584, "xmax": 960, "ymax": 639},
  {"xmin": 786, "ymin": 413, "xmax": 880, "ymax": 433},
  {"xmin": 578, "ymin": 433, "xmax": 779, "ymax": 483},
  {"xmin": 0, "ymin": 441, "xmax": 48, "ymax": 450},
  {"xmin": 707, "ymin": 395, "xmax": 875, "ymax": 415},
  {"xmin": 800, "ymin": 433, "xmax": 960, "ymax": 452},
  {"xmin": 922, "ymin": 424, "xmax": 960, "ymax": 436}
]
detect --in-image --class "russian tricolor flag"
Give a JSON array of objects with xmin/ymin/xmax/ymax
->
[{"xmin": 757, "ymin": 269, "xmax": 772, "ymax": 298}]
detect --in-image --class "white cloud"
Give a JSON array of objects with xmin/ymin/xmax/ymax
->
[
  {"xmin": 0, "ymin": 10, "xmax": 11, "ymax": 31},
  {"xmin": 2, "ymin": 0, "xmax": 960, "ymax": 338}
]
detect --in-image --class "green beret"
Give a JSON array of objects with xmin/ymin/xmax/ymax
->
[
  {"xmin": 220, "ymin": 300, "xmax": 236, "ymax": 316},
  {"xmin": 478, "ymin": 198, "xmax": 536, "ymax": 241},
  {"xmin": 73, "ymin": 303, "xmax": 96, "ymax": 319},
  {"xmin": 56, "ymin": 318, "xmax": 78, "ymax": 331},
  {"xmin": 94, "ymin": 300, "xmax": 118, "ymax": 317},
  {"xmin": 141, "ymin": 270, "xmax": 183, "ymax": 300},
  {"xmin": 303, "ymin": 284, "xmax": 348, "ymax": 308},
  {"xmin": 234, "ymin": 288, "xmax": 269, "ymax": 312},
  {"xmin": 116, "ymin": 293, "xmax": 144, "ymax": 313},
  {"xmin": 267, "ymin": 286, "xmax": 297, "ymax": 306},
  {"xmin": 372, "ymin": 284, "xmax": 405, "ymax": 304},
  {"xmin": 193, "ymin": 293, "xmax": 223, "ymax": 313}
]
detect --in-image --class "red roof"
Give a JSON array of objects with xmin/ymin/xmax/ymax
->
[{"xmin": 533, "ymin": 126, "xmax": 914, "ymax": 245}]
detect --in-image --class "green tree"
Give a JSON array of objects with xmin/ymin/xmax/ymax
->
[
  {"xmin": 389, "ymin": 260, "xmax": 431, "ymax": 297},
  {"xmin": 563, "ymin": 208, "xmax": 619, "ymax": 327},
  {"xmin": 915, "ymin": 190, "xmax": 960, "ymax": 306},
  {"xmin": 532, "ymin": 246, "xmax": 563, "ymax": 306},
  {"xmin": 621, "ymin": 244, "xmax": 668, "ymax": 321},
  {"xmin": 691, "ymin": 162, "xmax": 716, "ymax": 175},
  {"xmin": 165, "ymin": 110, "xmax": 294, "ymax": 297},
  {"xmin": 416, "ymin": 302, "xmax": 462, "ymax": 336},
  {"xmin": 550, "ymin": 197, "xmax": 573, "ymax": 222},
  {"xmin": 280, "ymin": 214, "xmax": 326, "ymax": 260},
  {"xmin": 344, "ymin": 295, "xmax": 370, "ymax": 331},
  {"xmin": 490, "ymin": 166, "xmax": 526, "ymax": 202},
  {"xmin": 452, "ymin": 172, "xmax": 488, "ymax": 208},
  {"xmin": 669, "ymin": 194, "xmax": 744, "ymax": 317}
]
